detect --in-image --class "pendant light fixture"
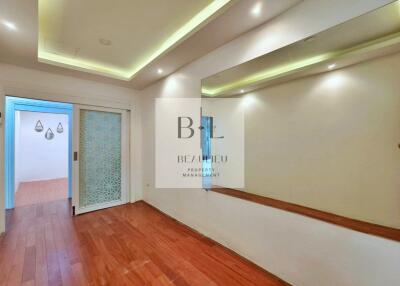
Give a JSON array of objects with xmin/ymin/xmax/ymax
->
[
  {"xmin": 57, "ymin": 122, "xmax": 64, "ymax": 133},
  {"xmin": 45, "ymin": 128, "xmax": 55, "ymax": 140},
  {"xmin": 34, "ymin": 120, "xmax": 44, "ymax": 132}
]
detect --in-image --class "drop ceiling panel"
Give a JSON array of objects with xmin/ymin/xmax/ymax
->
[
  {"xmin": 41, "ymin": 0, "xmax": 212, "ymax": 70},
  {"xmin": 0, "ymin": 0, "xmax": 302, "ymax": 88},
  {"xmin": 38, "ymin": 0, "xmax": 230, "ymax": 79}
]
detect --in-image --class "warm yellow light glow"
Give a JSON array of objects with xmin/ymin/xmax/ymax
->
[
  {"xmin": 328, "ymin": 64, "xmax": 336, "ymax": 70},
  {"xmin": 38, "ymin": 0, "xmax": 232, "ymax": 80},
  {"xmin": 38, "ymin": 51, "xmax": 131, "ymax": 80},
  {"xmin": 203, "ymin": 54, "xmax": 333, "ymax": 96},
  {"xmin": 251, "ymin": 2, "xmax": 262, "ymax": 16},
  {"xmin": 2, "ymin": 20, "xmax": 17, "ymax": 31},
  {"xmin": 129, "ymin": 0, "xmax": 232, "ymax": 78},
  {"xmin": 241, "ymin": 95, "xmax": 257, "ymax": 108},
  {"xmin": 398, "ymin": 0, "xmax": 400, "ymax": 15},
  {"xmin": 203, "ymin": 32, "xmax": 400, "ymax": 96},
  {"xmin": 319, "ymin": 73, "xmax": 347, "ymax": 90}
]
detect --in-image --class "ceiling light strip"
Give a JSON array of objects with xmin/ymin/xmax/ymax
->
[
  {"xmin": 38, "ymin": 51, "xmax": 130, "ymax": 80},
  {"xmin": 38, "ymin": 0, "xmax": 233, "ymax": 81},
  {"xmin": 202, "ymin": 32, "xmax": 400, "ymax": 96},
  {"xmin": 128, "ymin": 0, "xmax": 233, "ymax": 78}
]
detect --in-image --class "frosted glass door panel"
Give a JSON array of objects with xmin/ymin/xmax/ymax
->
[{"xmin": 79, "ymin": 110, "xmax": 122, "ymax": 208}]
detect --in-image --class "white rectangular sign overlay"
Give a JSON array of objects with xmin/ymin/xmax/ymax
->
[{"xmin": 155, "ymin": 98, "xmax": 244, "ymax": 189}]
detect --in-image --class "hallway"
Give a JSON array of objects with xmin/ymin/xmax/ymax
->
[
  {"xmin": 15, "ymin": 178, "xmax": 68, "ymax": 207},
  {"xmin": 0, "ymin": 199, "xmax": 287, "ymax": 286}
]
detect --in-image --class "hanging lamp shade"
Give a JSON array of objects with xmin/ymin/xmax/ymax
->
[
  {"xmin": 34, "ymin": 120, "xmax": 44, "ymax": 132},
  {"xmin": 57, "ymin": 122, "xmax": 64, "ymax": 133},
  {"xmin": 45, "ymin": 128, "xmax": 55, "ymax": 140}
]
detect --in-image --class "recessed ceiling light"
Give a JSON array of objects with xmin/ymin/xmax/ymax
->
[
  {"xmin": 328, "ymin": 64, "xmax": 336, "ymax": 70},
  {"xmin": 157, "ymin": 68, "xmax": 163, "ymax": 74},
  {"xmin": 2, "ymin": 20, "xmax": 17, "ymax": 31},
  {"xmin": 251, "ymin": 2, "xmax": 262, "ymax": 16},
  {"xmin": 99, "ymin": 38, "xmax": 112, "ymax": 46}
]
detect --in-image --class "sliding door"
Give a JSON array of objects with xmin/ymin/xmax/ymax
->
[{"xmin": 73, "ymin": 105, "xmax": 129, "ymax": 214}]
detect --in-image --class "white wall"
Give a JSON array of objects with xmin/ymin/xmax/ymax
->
[
  {"xmin": 139, "ymin": 1, "xmax": 400, "ymax": 285},
  {"xmin": 240, "ymin": 53, "xmax": 400, "ymax": 229},
  {"xmin": 0, "ymin": 63, "xmax": 142, "ymax": 234},
  {"xmin": 15, "ymin": 111, "xmax": 69, "ymax": 190}
]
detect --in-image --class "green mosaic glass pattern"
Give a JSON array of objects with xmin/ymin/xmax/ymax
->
[{"xmin": 79, "ymin": 110, "xmax": 121, "ymax": 207}]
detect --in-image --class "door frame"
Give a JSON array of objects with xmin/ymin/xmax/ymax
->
[
  {"xmin": 4, "ymin": 96, "xmax": 73, "ymax": 209},
  {"xmin": 72, "ymin": 104, "xmax": 129, "ymax": 215}
]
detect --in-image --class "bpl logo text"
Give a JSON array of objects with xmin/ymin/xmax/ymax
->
[{"xmin": 178, "ymin": 117, "xmax": 223, "ymax": 139}]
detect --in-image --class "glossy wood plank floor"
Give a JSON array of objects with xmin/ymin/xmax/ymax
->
[
  {"xmin": 0, "ymin": 199, "xmax": 288, "ymax": 286},
  {"xmin": 15, "ymin": 178, "xmax": 68, "ymax": 207}
]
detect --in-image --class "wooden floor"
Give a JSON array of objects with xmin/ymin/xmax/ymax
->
[
  {"xmin": 15, "ymin": 178, "xmax": 68, "ymax": 207},
  {"xmin": 0, "ymin": 199, "xmax": 288, "ymax": 286}
]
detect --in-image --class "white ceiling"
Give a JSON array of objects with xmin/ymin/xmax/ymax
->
[
  {"xmin": 40, "ymin": 0, "xmax": 213, "ymax": 71},
  {"xmin": 0, "ymin": 0, "xmax": 301, "ymax": 89}
]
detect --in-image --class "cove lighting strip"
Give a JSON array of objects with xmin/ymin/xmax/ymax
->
[
  {"xmin": 38, "ymin": 0, "xmax": 232, "ymax": 80},
  {"xmin": 202, "ymin": 32, "xmax": 400, "ymax": 96}
]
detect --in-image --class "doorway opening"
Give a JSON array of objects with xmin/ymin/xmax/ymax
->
[
  {"xmin": 14, "ymin": 111, "xmax": 69, "ymax": 206},
  {"xmin": 5, "ymin": 96, "xmax": 73, "ymax": 209}
]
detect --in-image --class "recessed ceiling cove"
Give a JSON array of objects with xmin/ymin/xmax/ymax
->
[{"xmin": 38, "ymin": 0, "xmax": 232, "ymax": 80}]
